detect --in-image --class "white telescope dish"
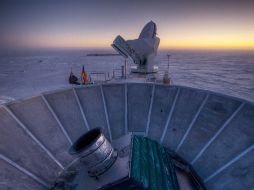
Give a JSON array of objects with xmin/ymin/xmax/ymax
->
[{"xmin": 112, "ymin": 21, "xmax": 160, "ymax": 73}]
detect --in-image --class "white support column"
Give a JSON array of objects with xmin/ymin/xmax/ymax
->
[
  {"xmin": 191, "ymin": 102, "xmax": 245, "ymax": 165},
  {"xmin": 41, "ymin": 95, "xmax": 73, "ymax": 145},
  {"xmin": 100, "ymin": 85, "xmax": 112, "ymax": 142},
  {"xmin": 160, "ymin": 88, "xmax": 180, "ymax": 144},
  {"xmin": 3, "ymin": 106, "xmax": 64, "ymax": 169},
  {"xmin": 73, "ymin": 88, "xmax": 90, "ymax": 131},
  {"xmin": 145, "ymin": 84, "xmax": 155, "ymax": 136},
  {"xmin": 0, "ymin": 153, "xmax": 51, "ymax": 188},
  {"xmin": 204, "ymin": 144, "xmax": 254, "ymax": 183},
  {"xmin": 176, "ymin": 93, "xmax": 209, "ymax": 152}
]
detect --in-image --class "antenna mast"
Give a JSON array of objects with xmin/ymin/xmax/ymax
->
[{"xmin": 166, "ymin": 54, "xmax": 170, "ymax": 72}]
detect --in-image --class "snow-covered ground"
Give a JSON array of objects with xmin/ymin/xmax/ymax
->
[{"xmin": 0, "ymin": 49, "xmax": 254, "ymax": 104}]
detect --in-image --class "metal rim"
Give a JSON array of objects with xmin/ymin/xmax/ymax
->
[{"xmin": 69, "ymin": 127, "xmax": 102, "ymax": 155}]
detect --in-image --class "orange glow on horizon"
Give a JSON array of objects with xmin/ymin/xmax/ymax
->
[
  {"xmin": 160, "ymin": 39, "xmax": 254, "ymax": 50},
  {"xmin": 20, "ymin": 28, "xmax": 254, "ymax": 50},
  {"xmin": 26, "ymin": 38, "xmax": 254, "ymax": 50}
]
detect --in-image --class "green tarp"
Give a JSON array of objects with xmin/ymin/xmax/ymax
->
[{"xmin": 130, "ymin": 136, "xmax": 180, "ymax": 190}]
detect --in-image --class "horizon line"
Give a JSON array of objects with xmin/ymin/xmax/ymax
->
[{"xmin": 2, "ymin": 46, "xmax": 254, "ymax": 51}]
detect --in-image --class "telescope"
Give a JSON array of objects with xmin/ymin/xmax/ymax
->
[{"xmin": 112, "ymin": 21, "xmax": 160, "ymax": 73}]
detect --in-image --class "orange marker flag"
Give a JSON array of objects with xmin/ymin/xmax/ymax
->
[{"xmin": 81, "ymin": 66, "xmax": 89, "ymax": 85}]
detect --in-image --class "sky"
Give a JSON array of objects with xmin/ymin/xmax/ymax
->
[{"xmin": 0, "ymin": 0, "xmax": 254, "ymax": 50}]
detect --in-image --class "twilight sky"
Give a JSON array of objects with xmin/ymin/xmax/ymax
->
[{"xmin": 1, "ymin": 0, "xmax": 254, "ymax": 50}]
